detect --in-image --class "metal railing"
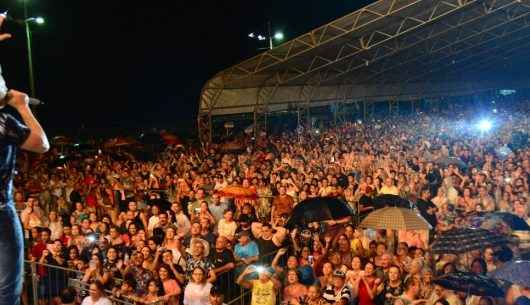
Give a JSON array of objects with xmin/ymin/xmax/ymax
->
[
  {"xmin": 22, "ymin": 248, "xmax": 284, "ymax": 305},
  {"xmin": 22, "ymin": 260, "xmax": 162, "ymax": 305},
  {"xmin": 224, "ymin": 249, "xmax": 286, "ymax": 305}
]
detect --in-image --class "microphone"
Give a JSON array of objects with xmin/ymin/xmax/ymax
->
[
  {"xmin": 0, "ymin": 93, "xmax": 43, "ymax": 108},
  {"xmin": 28, "ymin": 97, "xmax": 43, "ymax": 106}
]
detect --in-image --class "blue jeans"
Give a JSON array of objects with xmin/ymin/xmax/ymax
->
[{"xmin": 0, "ymin": 205, "xmax": 23, "ymax": 305}]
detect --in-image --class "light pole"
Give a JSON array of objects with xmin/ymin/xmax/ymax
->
[
  {"xmin": 248, "ymin": 21, "xmax": 284, "ymax": 50},
  {"xmin": 22, "ymin": 0, "xmax": 44, "ymax": 98}
]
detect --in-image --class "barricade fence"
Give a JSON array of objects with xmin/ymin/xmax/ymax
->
[
  {"xmin": 22, "ymin": 260, "xmax": 162, "ymax": 305},
  {"xmin": 22, "ymin": 250, "xmax": 283, "ymax": 305}
]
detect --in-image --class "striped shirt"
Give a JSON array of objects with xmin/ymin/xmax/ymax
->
[{"xmin": 322, "ymin": 284, "xmax": 352, "ymax": 304}]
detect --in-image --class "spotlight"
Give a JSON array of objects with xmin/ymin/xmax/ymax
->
[
  {"xmin": 248, "ymin": 33, "xmax": 255, "ymax": 38},
  {"xmin": 257, "ymin": 35, "xmax": 266, "ymax": 41},
  {"xmin": 477, "ymin": 119, "xmax": 493, "ymax": 132},
  {"xmin": 274, "ymin": 32, "xmax": 284, "ymax": 40}
]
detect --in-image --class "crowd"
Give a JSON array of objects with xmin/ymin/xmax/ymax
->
[{"xmin": 14, "ymin": 99, "xmax": 530, "ymax": 305}]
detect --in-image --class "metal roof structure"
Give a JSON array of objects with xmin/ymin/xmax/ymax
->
[{"xmin": 198, "ymin": 0, "xmax": 530, "ymax": 143}]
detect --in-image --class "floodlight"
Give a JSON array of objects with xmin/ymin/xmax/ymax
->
[{"xmin": 274, "ymin": 32, "xmax": 284, "ymax": 40}]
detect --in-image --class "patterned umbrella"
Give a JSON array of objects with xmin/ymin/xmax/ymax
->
[
  {"xmin": 360, "ymin": 207, "xmax": 432, "ymax": 230},
  {"xmin": 434, "ymin": 271, "xmax": 505, "ymax": 297},
  {"xmin": 489, "ymin": 260, "xmax": 530, "ymax": 288},
  {"xmin": 431, "ymin": 228, "xmax": 509, "ymax": 254}
]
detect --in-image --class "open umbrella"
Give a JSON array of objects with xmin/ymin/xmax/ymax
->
[
  {"xmin": 360, "ymin": 207, "xmax": 432, "ymax": 230},
  {"xmin": 217, "ymin": 186, "xmax": 257, "ymax": 200},
  {"xmin": 465, "ymin": 212, "xmax": 530, "ymax": 236},
  {"xmin": 490, "ymin": 260, "xmax": 530, "ymax": 288},
  {"xmin": 431, "ymin": 228, "xmax": 509, "ymax": 254},
  {"xmin": 434, "ymin": 272, "xmax": 505, "ymax": 297},
  {"xmin": 481, "ymin": 212, "xmax": 530, "ymax": 231},
  {"xmin": 372, "ymin": 194, "xmax": 411, "ymax": 209},
  {"xmin": 285, "ymin": 197, "xmax": 354, "ymax": 229}
]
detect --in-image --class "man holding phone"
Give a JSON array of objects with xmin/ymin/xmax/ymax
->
[{"xmin": 0, "ymin": 13, "xmax": 49, "ymax": 305}]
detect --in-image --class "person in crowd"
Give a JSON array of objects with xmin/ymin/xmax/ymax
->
[
  {"xmin": 209, "ymin": 287, "xmax": 227, "ymax": 305},
  {"xmin": 322, "ymin": 270, "xmax": 352, "ymax": 305},
  {"xmin": 184, "ymin": 267, "xmax": 214, "ymax": 305},
  {"xmin": 237, "ymin": 265, "xmax": 281, "ymax": 305},
  {"xmin": 282, "ymin": 269, "xmax": 308, "ymax": 305},
  {"xmin": 9, "ymin": 96, "xmax": 530, "ymax": 305},
  {"xmin": 81, "ymin": 281, "xmax": 112, "ymax": 305},
  {"xmin": 58, "ymin": 287, "xmax": 77, "ymax": 305},
  {"xmin": 233, "ymin": 231, "xmax": 259, "ymax": 272}
]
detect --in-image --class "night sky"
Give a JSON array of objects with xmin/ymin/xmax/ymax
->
[{"xmin": 0, "ymin": 0, "xmax": 373, "ymax": 134}]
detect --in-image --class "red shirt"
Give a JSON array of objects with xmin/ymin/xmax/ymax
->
[{"xmin": 31, "ymin": 241, "xmax": 48, "ymax": 260}]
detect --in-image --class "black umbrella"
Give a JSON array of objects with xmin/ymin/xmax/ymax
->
[
  {"xmin": 433, "ymin": 272, "xmax": 505, "ymax": 297},
  {"xmin": 431, "ymin": 228, "xmax": 509, "ymax": 254},
  {"xmin": 490, "ymin": 260, "xmax": 530, "ymax": 288},
  {"xmin": 285, "ymin": 197, "xmax": 354, "ymax": 229},
  {"xmin": 372, "ymin": 194, "xmax": 411, "ymax": 209},
  {"xmin": 482, "ymin": 212, "xmax": 530, "ymax": 231}
]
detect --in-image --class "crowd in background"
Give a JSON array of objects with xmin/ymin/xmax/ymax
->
[{"xmin": 14, "ymin": 99, "xmax": 530, "ymax": 305}]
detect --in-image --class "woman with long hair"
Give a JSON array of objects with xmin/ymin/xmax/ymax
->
[
  {"xmin": 353, "ymin": 261, "xmax": 381, "ymax": 305},
  {"xmin": 141, "ymin": 279, "xmax": 164, "ymax": 304},
  {"xmin": 346, "ymin": 256, "xmax": 364, "ymax": 288},
  {"xmin": 318, "ymin": 262, "xmax": 334, "ymax": 288},
  {"xmin": 82, "ymin": 254, "xmax": 111, "ymax": 288},
  {"xmin": 183, "ymin": 267, "xmax": 213, "ymax": 305},
  {"xmin": 158, "ymin": 264, "xmax": 182, "ymax": 305}
]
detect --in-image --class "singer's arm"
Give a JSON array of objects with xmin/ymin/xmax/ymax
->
[{"xmin": 8, "ymin": 90, "xmax": 49, "ymax": 153}]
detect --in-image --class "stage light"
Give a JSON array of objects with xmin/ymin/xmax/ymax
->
[
  {"xmin": 257, "ymin": 35, "xmax": 266, "ymax": 41},
  {"xmin": 492, "ymin": 108, "xmax": 497, "ymax": 114},
  {"xmin": 274, "ymin": 32, "xmax": 284, "ymax": 40},
  {"xmin": 477, "ymin": 119, "xmax": 492, "ymax": 132},
  {"xmin": 248, "ymin": 33, "xmax": 255, "ymax": 38}
]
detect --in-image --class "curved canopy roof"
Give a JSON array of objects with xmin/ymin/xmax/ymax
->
[{"xmin": 199, "ymin": 0, "xmax": 530, "ymax": 118}]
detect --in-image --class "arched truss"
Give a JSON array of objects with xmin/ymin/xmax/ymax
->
[{"xmin": 198, "ymin": 0, "xmax": 530, "ymax": 143}]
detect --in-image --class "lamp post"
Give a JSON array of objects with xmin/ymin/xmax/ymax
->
[
  {"xmin": 248, "ymin": 21, "xmax": 284, "ymax": 50},
  {"xmin": 1, "ymin": 6, "xmax": 44, "ymax": 99},
  {"xmin": 23, "ymin": 0, "xmax": 44, "ymax": 98}
]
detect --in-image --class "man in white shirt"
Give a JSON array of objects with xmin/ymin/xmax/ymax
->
[
  {"xmin": 171, "ymin": 202, "xmax": 191, "ymax": 238},
  {"xmin": 81, "ymin": 281, "xmax": 112, "ymax": 305}
]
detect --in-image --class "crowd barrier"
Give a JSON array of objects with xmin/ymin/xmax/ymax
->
[
  {"xmin": 22, "ymin": 260, "xmax": 162, "ymax": 305},
  {"xmin": 22, "ymin": 249, "xmax": 282, "ymax": 305}
]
